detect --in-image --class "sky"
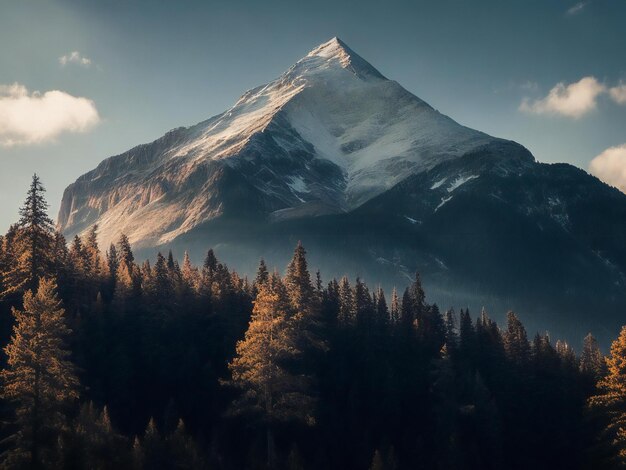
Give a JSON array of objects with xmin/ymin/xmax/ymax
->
[{"xmin": 1, "ymin": 0, "xmax": 626, "ymax": 232}]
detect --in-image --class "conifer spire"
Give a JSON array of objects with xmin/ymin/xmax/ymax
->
[{"xmin": 0, "ymin": 278, "xmax": 79, "ymax": 467}]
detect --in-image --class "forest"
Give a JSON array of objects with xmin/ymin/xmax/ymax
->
[{"xmin": 1, "ymin": 175, "xmax": 626, "ymax": 469}]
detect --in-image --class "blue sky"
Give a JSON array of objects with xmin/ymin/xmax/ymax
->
[{"xmin": 1, "ymin": 0, "xmax": 626, "ymax": 232}]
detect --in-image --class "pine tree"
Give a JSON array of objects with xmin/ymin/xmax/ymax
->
[
  {"xmin": 0, "ymin": 278, "xmax": 79, "ymax": 468},
  {"xmin": 389, "ymin": 287, "xmax": 400, "ymax": 325},
  {"xmin": 179, "ymin": 252, "xmax": 199, "ymax": 308},
  {"xmin": 64, "ymin": 402, "xmax": 126, "ymax": 469},
  {"xmin": 116, "ymin": 234, "xmax": 134, "ymax": 270},
  {"xmin": 503, "ymin": 311, "xmax": 530, "ymax": 366},
  {"xmin": 400, "ymin": 272, "xmax": 426, "ymax": 331},
  {"xmin": 374, "ymin": 286, "xmax": 389, "ymax": 329},
  {"xmin": 284, "ymin": 242, "xmax": 316, "ymax": 318},
  {"xmin": 444, "ymin": 307, "xmax": 458, "ymax": 348},
  {"xmin": 131, "ymin": 436, "xmax": 144, "ymax": 470},
  {"xmin": 69, "ymin": 235, "xmax": 86, "ymax": 278},
  {"xmin": 226, "ymin": 276, "xmax": 314, "ymax": 468},
  {"xmin": 459, "ymin": 308, "xmax": 475, "ymax": 361},
  {"xmin": 168, "ymin": 419, "xmax": 203, "ymax": 469},
  {"xmin": 181, "ymin": 252, "xmax": 199, "ymax": 289},
  {"xmin": 142, "ymin": 418, "xmax": 163, "ymax": 469},
  {"xmin": 556, "ymin": 340, "xmax": 578, "ymax": 373},
  {"xmin": 255, "ymin": 258, "xmax": 269, "ymax": 289},
  {"xmin": 423, "ymin": 303, "xmax": 445, "ymax": 349},
  {"xmin": 315, "ymin": 269, "xmax": 323, "ymax": 293},
  {"xmin": 151, "ymin": 252, "xmax": 174, "ymax": 309},
  {"xmin": 353, "ymin": 277, "xmax": 374, "ymax": 332},
  {"xmin": 588, "ymin": 326, "xmax": 626, "ymax": 465},
  {"xmin": 106, "ymin": 243, "xmax": 119, "ymax": 280},
  {"xmin": 338, "ymin": 276, "xmax": 355, "ymax": 325},
  {"xmin": 84, "ymin": 225, "xmax": 104, "ymax": 281},
  {"xmin": 202, "ymin": 249, "xmax": 218, "ymax": 281},
  {"xmin": 1, "ymin": 175, "xmax": 55, "ymax": 296},
  {"xmin": 112, "ymin": 262, "xmax": 137, "ymax": 313},
  {"xmin": 580, "ymin": 333, "xmax": 606, "ymax": 383}
]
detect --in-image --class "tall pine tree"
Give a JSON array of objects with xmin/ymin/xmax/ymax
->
[
  {"xmin": 0, "ymin": 278, "xmax": 79, "ymax": 468},
  {"xmin": 226, "ymin": 275, "xmax": 314, "ymax": 468},
  {"xmin": 1, "ymin": 175, "xmax": 55, "ymax": 297}
]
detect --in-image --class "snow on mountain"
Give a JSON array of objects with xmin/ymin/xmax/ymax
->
[{"xmin": 59, "ymin": 37, "xmax": 502, "ymax": 249}]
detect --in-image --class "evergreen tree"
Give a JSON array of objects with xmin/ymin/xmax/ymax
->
[
  {"xmin": 444, "ymin": 307, "xmax": 458, "ymax": 348},
  {"xmin": 0, "ymin": 278, "xmax": 79, "ymax": 468},
  {"xmin": 459, "ymin": 308, "xmax": 475, "ymax": 360},
  {"xmin": 151, "ymin": 252, "xmax": 174, "ymax": 309},
  {"xmin": 556, "ymin": 340, "xmax": 578, "ymax": 373},
  {"xmin": 226, "ymin": 276, "xmax": 314, "ymax": 468},
  {"xmin": 503, "ymin": 311, "xmax": 530, "ymax": 366},
  {"xmin": 400, "ymin": 288, "xmax": 414, "ymax": 331},
  {"xmin": 389, "ymin": 287, "xmax": 400, "ymax": 325},
  {"xmin": 588, "ymin": 326, "xmax": 626, "ymax": 465},
  {"xmin": 353, "ymin": 277, "xmax": 374, "ymax": 332},
  {"xmin": 116, "ymin": 234, "xmax": 135, "ymax": 269},
  {"xmin": 255, "ymin": 258, "xmax": 270, "ymax": 289},
  {"xmin": 374, "ymin": 286, "xmax": 389, "ymax": 329},
  {"xmin": 315, "ymin": 269, "xmax": 323, "ymax": 293},
  {"xmin": 179, "ymin": 252, "xmax": 199, "ymax": 307},
  {"xmin": 131, "ymin": 436, "xmax": 144, "ymax": 470},
  {"xmin": 63, "ymin": 402, "xmax": 127, "ymax": 469},
  {"xmin": 338, "ymin": 276, "xmax": 355, "ymax": 325},
  {"xmin": 581, "ymin": 333, "xmax": 606, "ymax": 383},
  {"xmin": 284, "ymin": 242, "xmax": 317, "ymax": 318},
  {"xmin": 167, "ymin": 419, "xmax": 204, "ymax": 469},
  {"xmin": 1, "ymin": 175, "xmax": 55, "ymax": 296},
  {"xmin": 112, "ymin": 262, "xmax": 137, "ymax": 313},
  {"xmin": 141, "ymin": 418, "xmax": 163, "ymax": 469},
  {"xmin": 106, "ymin": 243, "xmax": 118, "ymax": 279},
  {"xmin": 431, "ymin": 344, "xmax": 461, "ymax": 467},
  {"xmin": 401, "ymin": 273, "xmax": 426, "ymax": 330}
]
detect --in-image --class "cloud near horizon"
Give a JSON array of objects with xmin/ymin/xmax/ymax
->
[
  {"xmin": 59, "ymin": 51, "xmax": 92, "ymax": 67},
  {"xmin": 609, "ymin": 83, "xmax": 626, "ymax": 105},
  {"xmin": 519, "ymin": 76, "xmax": 606, "ymax": 118},
  {"xmin": 589, "ymin": 144, "xmax": 626, "ymax": 194},
  {"xmin": 0, "ymin": 83, "xmax": 100, "ymax": 147}
]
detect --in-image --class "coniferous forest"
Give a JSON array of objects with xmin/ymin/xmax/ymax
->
[{"xmin": 2, "ymin": 176, "xmax": 626, "ymax": 470}]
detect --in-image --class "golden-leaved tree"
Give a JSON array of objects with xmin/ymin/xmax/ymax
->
[
  {"xmin": 0, "ymin": 278, "xmax": 79, "ymax": 468},
  {"xmin": 226, "ymin": 272, "xmax": 314, "ymax": 468},
  {"xmin": 588, "ymin": 326, "xmax": 626, "ymax": 466}
]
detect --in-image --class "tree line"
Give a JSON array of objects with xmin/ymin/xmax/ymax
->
[{"xmin": 1, "ymin": 175, "xmax": 626, "ymax": 469}]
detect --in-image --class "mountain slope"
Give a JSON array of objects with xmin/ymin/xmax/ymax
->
[{"xmin": 58, "ymin": 37, "xmax": 499, "ymax": 248}]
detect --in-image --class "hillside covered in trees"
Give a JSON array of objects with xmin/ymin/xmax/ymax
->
[{"xmin": 1, "ymin": 175, "xmax": 626, "ymax": 469}]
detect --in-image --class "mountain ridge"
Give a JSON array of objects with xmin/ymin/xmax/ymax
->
[{"xmin": 58, "ymin": 37, "xmax": 503, "ymax": 248}]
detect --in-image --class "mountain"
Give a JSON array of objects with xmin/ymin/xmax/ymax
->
[
  {"xmin": 57, "ymin": 38, "xmax": 496, "ymax": 247},
  {"xmin": 58, "ymin": 38, "xmax": 626, "ymax": 344}
]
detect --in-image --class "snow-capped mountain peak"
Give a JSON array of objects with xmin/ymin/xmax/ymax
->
[
  {"xmin": 297, "ymin": 37, "xmax": 386, "ymax": 80},
  {"xmin": 59, "ymin": 38, "xmax": 508, "ymax": 249}
]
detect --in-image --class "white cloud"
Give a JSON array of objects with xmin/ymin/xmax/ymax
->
[
  {"xmin": 589, "ymin": 144, "xmax": 626, "ymax": 194},
  {"xmin": 609, "ymin": 83, "xmax": 626, "ymax": 105},
  {"xmin": 566, "ymin": 1, "xmax": 588, "ymax": 15},
  {"xmin": 519, "ymin": 76, "xmax": 606, "ymax": 118},
  {"xmin": 520, "ymin": 80, "xmax": 539, "ymax": 92},
  {"xmin": 59, "ymin": 51, "xmax": 92, "ymax": 68},
  {"xmin": 0, "ymin": 83, "xmax": 100, "ymax": 147}
]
